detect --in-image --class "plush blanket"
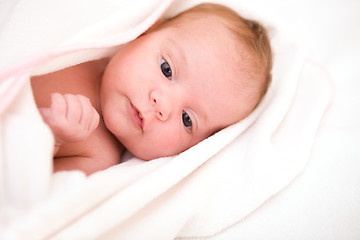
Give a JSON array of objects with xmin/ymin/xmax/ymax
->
[{"xmin": 0, "ymin": 0, "xmax": 332, "ymax": 239}]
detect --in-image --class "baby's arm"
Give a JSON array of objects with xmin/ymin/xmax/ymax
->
[{"xmin": 39, "ymin": 93, "xmax": 100, "ymax": 154}]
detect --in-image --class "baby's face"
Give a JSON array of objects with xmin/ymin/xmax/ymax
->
[{"xmin": 100, "ymin": 16, "xmax": 254, "ymax": 160}]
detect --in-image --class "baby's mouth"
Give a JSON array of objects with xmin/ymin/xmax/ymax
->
[{"xmin": 130, "ymin": 103, "xmax": 144, "ymax": 130}]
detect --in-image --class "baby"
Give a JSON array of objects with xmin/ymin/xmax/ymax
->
[{"xmin": 31, "ymin": 3, "xmax": 272, "ymax": 175}]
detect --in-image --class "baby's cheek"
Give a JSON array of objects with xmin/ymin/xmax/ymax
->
[
  {"xmin": 158, "ymin": 133, "xmax": 193, "ymax": 156},
  {"xmin": 142, "ymin": 134, "xmax": 185, "ymax": 159}
]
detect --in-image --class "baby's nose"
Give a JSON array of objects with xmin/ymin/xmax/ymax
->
[{"xmin": 150, "ymin": 90, "xmax": 173, "ymax": 121}]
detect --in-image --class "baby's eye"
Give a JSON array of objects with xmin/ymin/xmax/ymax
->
[
  {"xmin": 182, "ymin": 110, "xmax": 192, "ymax": 130},
  {"xmin": 160, "ymin": 58, "xmax": 172, "ymax": 80}
]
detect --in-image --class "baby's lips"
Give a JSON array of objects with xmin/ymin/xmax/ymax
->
[{"xmin": 130, "ymin": 102, "xmax": 144, "ymax": 130}]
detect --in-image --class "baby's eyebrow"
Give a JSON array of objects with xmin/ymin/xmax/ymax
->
[{"xmin": 167, "ymin": 38, "xmax": 187, "ymax": 67}]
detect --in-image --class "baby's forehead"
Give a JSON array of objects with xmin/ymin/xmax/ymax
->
[
  {"xmin": 168, "ymin": 14, "xmax": 263, "ymax": 81},
  {"xmin": 166, "ymin": 12, "xmax": 228, "ymax": 33},
  {"xmin": 157, "ymin": 16, "xmax": 251, "ymax": 84},
  {"xmin": 157, "ymin": 12, "xmax": 261, "ymax": 92},
  {"xmin": 163, "ymin": 16, "xmax": 240, "ymax": 54},
  {"xmin": 166, "ymin": 14, "xmax": 248, "ymax": 56}
]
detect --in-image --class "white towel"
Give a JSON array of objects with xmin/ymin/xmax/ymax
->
[{"xmin": 0, "ymin": 0, "xmax": 332, "ymax": 239}]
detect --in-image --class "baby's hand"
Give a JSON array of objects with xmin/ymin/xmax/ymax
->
[{"xmin": 39, "ymin": 93, "xmax": 100, "ymax": 147}]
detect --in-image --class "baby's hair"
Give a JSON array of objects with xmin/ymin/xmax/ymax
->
[{"xmin": 166, "ymin": 3, "xmax": 273, "ymax": 108}]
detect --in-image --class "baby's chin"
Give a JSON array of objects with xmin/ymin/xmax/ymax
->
[
  {"xmin": 126, "ymin": 145, "xmax": 176, "ymax": 161},
  {"xmin": 130, "ymin": 150, "xmax": 164, "ymax": 161},
  {"xmin": 121, "ymin": 136, "xmax": 198, "ymax": 161}
]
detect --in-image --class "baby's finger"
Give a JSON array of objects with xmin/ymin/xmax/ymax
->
[
  {"xmin": 64, "ymin": 94, "xmax": 82, "ymax": 123},
  {"xmin": 77, "ymin": 95, "xmax": 99, "ymax": 130},
  {"xmin": 88, "ymin": 107, "xmax": 100, "ymax": 132},
  {"xmin": 49, "ymin": 93, "xmax": 67, "ymax": 119}
]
